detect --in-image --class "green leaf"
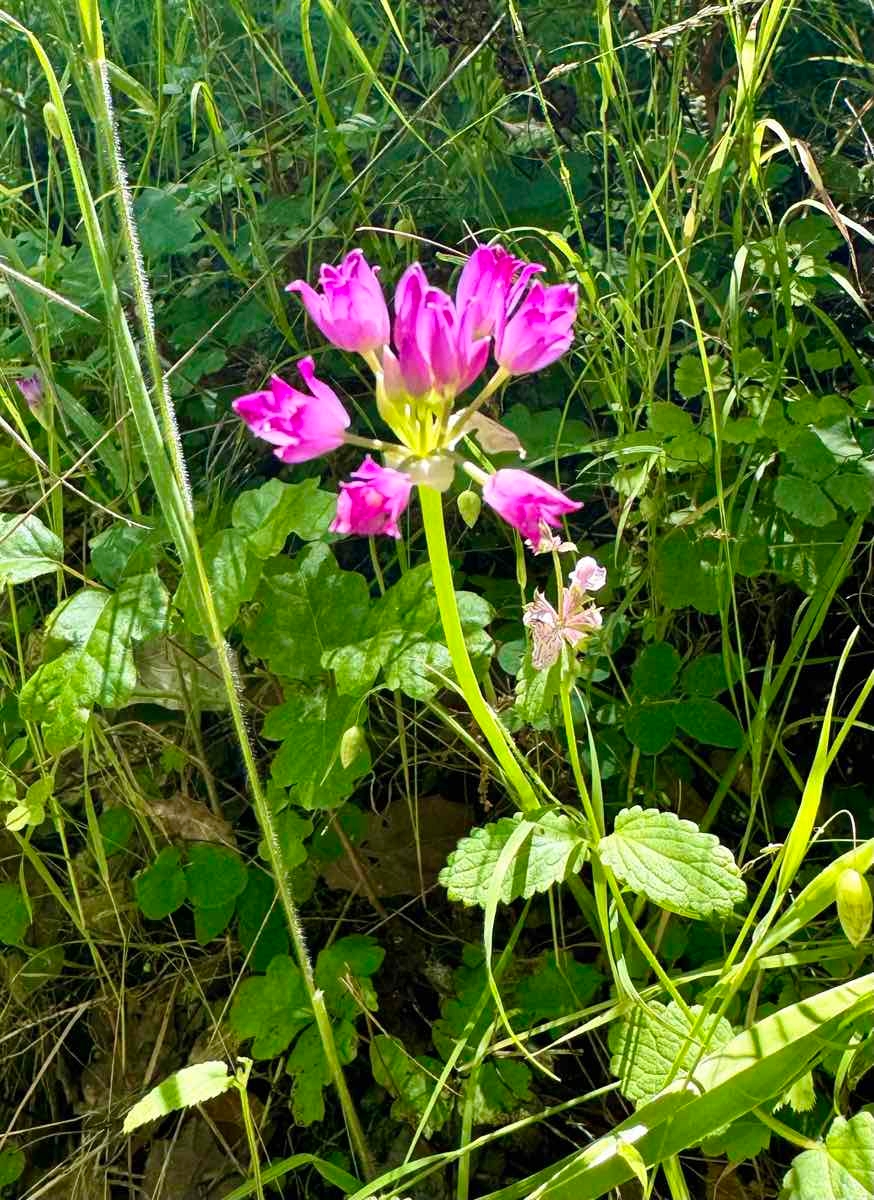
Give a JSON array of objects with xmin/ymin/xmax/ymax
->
[
  {"xmin": 632, "ymin": 643, "xmax": 681, "ymax": 698},
  {"xmin": 502, "ymin": 403, "xmax": 592, "ymax": 463},
  {"xmin": 780, "ymin": 1112, "xmax": 874, "ymax": 1199},
  {"xmin": 315, "ymin": 934, "xmax": 384, "ymax": 1020},
  {"xmin": 134, "ymin": 847, "xmax": 187, "ymax": 920},
  {"xmin": 246, "ymin": 544, "xmax": 371, "ymax": 682},
  {"xmin": 236, "ymin": 869, "xmax": 289, "ymax": 972},
  {"xmin": 286, "ymin": 1021, "xmax": 333, "ymax": 1125},
  {"xmin": 89, "ymin": 523, "xmax": 157, "ymax": 587},
  {"xmin": 649, "ymin": 402, "xmax": 693, "ymax": 436},
  {"xmin": 0, "ymin": 513, "xmax": 63, "ymax": 584},
  {"xmin": 512, "ymin": 649, "xmax": 560, "ymax": 726},
  {"xmin": 185, "ymin": 843, "xmax": 248, "ymax": 909},
  {"xmin": 680, "ymin": 654, "xmax": 734, "ymax": 697},
  {"xmin": 5, "ymin": 777, "xmax": 51, "ymax": 831},
  {"xmin": 784, "ymin": 429, "xmax": 840, "ymax": 482},
  {"xmin": 673, "ymin": 698, "xmax": 744, "ymax": 748},
  {"xmin": 609, "ymin": 1001, "xmax": 733, "ymax": 1105},
  {"xmin": 700, "ymin": 1114, "xmax": 771, "ymax": 1163},
  {"xmin": 0, "ymin": 1148, "xmax": 25, "ymax": 1189},
  {"xmin": 264, "ymin": 684, "xmax": 371, "ymax": 809},
  {"xmin": 175, "ymin": 528, "xmax": 261, "ymax": 635},
  {"xmin": 370, "ymin": 1034, "xmax": 453, "ymax": 1137},
  {"xmin": 0, "ymin": 882, "xmax": 29, "ymax": 945},
  {"xmin": 194, "ymin": 897, "xmax": 235, "ymax": 945},
  {"xmin": 133, "ymin": 189, "xmax": 199, "ymax": 258},
  {"xmin": 775, "ymin": 475, "xmax": 837, "ymax": 527},
  {"xmin": 232, "ymin": 478, "xmax": 335, "ymax": 555},
  {"xmin": 826, "ymin": 472, "xmax": 874, "ymax": 516},
  {"xmin": 514, "ymin": 952, "xmax": 605, "ymax": 1030},
  {"xmin": 98, "ymin": 807, "xmax": 134, "ymax": 857},
  {"xmin": 598, "ymin": 806, "xmax": 746, "ymax": 920},
  {"xmin": 655, "ymin": 530, "xmax": 721, "ymax": 613},
  {"xmin": 229, "ymin": 955, "xmax": 312, "ymax": 1059},
  {"xmin": 674, "ymin": 354, "xmax": 728, "ymax": 400},
  {"xmin": 258, "ymin": 809, "xmax": 312, "ymax": 868},
  {"xmin": 439, "ymin": 812, "xmax": 587, "ymax": 908},
  {"xmin": 19, "ymin": 573, "xmax": 169, "ymax": 753},
  {"xmin": 624, "ymin": 703, "xmax": 676, "ymax": 755},
  {"xmin": 122, "ymin": 1061, "xmax": 233, "ymax": 1134}
]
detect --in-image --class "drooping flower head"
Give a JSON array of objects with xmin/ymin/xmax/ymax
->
[
  {"xmin": 482, "ymin": 469, "xmax": 582, "ymax": 548},
  {"xmin": 286, "ymin": 249, "xmax": 390, "ymax": 355},
  {"xmin": 568, "ymin": 556, "xmax": 607, "ymax": 595},
  {"xmin": 16, "ymin": 374, "xmax": 42, "ymax": 409},
  {"xmin": 495, "ymin": 280, "xmax": 578, "ymax": 376},
  {"xmin": 523, "ymin": 556, "xmax": 605, "ymax": 670},
  {"xmin": 233, "ymin": 357, "xmax": 350, "ymax": 463},
  {"xmin": 382, "ymin": 264, "xmax": 489, "ymax": 404},
  {"xmin": 331, "ymin": 456, "xmax": 413, "ymax": 539}
]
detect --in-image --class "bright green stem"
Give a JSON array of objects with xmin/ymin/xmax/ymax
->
[{"xmin": 418, "ymin": 485, "xmax": 539, "ymax": 815}]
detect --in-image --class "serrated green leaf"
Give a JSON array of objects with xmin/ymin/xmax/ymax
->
[
  {"xmin": 700, "ymin": 1113, "xmax": 772, "ymax": 1163},
  {"xmin": 0, "ymin": 513, "xmax": 63, "ymax": 584},
  {"xmin": 286, "ymin": 1022, "xmax": 331, "ymax": 1125},
  {"xmin": 246, "ymin": 544, "xmax": 371, "ymax": 682},
  {"xmin": 632, "ymin": 643, "xmax": 681, "ymax": 698},
  {"xmin": 674, "ymin": 354, "xmax": 728, "ymax": 400},
  {"xmin": 134, "ymin": 847, "xmax": 187, "ymax": 920},
  {"xmin": 19, "ymin": 573, "xmax": 169, "ymax": 753},
  {"xmin": 370, "ymin": 1034, "xmax": 453, "ymax": 1137},
  {"xmin": 439, "ymin": 812, "xmax": 587, "ymax": 908},
  {"xmin": 175, "ymin": 527, "xmax": 261, "ymax": 635},
  {"xmin": 784, "ymin": 428, "xmax": 840, "ymax": 482},
  {"xmin": 623, "ymin": 703, "xmax": 676, "ymax": 755},
  {"xmin": 122, "ymin": 1061, "xmax": 233, "ymax": 1134},
  {"xmin": 264, "ymin": 685, "xmax": 371, "ymax": 809},
  {"xmin": 826, "ymin": 472, "xmax": 874, "ymax": 516},
  {"xmin": 598, "ymin": 806, "xmax": 746, "ymax": 919},
  {"xmin": 609, "ymin": 1001, "xmax": 733, "ymax": 1105},
  {"xmin": 780, "ymin": 1112, "xmax": 874, "ymax": 1200},
  {"xmin": 236, "ymin": 869, "xmax": 289, "ymax": 971},
  {"xmin": 186, "ymin": 843, "xmax": 248, "ymax": 909},
  {"xmin": 0, "ymin": 882, "xmax": 29, "ymax": 945},
  {"xmin": 514, "ymin": 952, "xmax": 604, "ymax": 1030},
  {"xmin": 133, "ymin": 189, "xmax": 199, "ymax": 258},
  {"xmin": 231, "ymin": 477, "xmax": 335, "ymax": 555},
  {"xmin": 649, "ymin": 402, "xmax": 693, "ymax": 436},
  {"xmin": 229, "ymin": 955, "xmax": 312, "ymax": 1059},
  {"xmin": 681, "ymin": 654, "xmax": 734, "ymax": 697},
  {"xmin": 655, "ymin": 530, "xmax": 721, "ymax": 613},
  {"xmin": 673, "ymin": 698, "xmax": 744, "ymax": 748},
  {"xmin": 775, "ymin": 475, "xmax": 837, "ymax": 527}
]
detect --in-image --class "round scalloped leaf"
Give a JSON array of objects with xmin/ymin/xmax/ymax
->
[
  {"xmin": 609, "ymin": 1000, "xmax": 733, "ymax": 1105},
  {"xmin": 598, "ymin": 806, "xmax": 746, "ymax": 920},
  {"xmin": 439, "ymin": 813, "xmax": 588, "ymax": 908},
  {"xmin": 780, "ymin": 1111, "xmax": 874, "ymax": 1200}
]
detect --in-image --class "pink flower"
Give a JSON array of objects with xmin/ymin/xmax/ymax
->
[
  {"xmin": 286, "ymin": 249, "xmax": 390, "ymax": 354},
  {"xmin": 455, "ymin": 245, "xmax": 543, "ymax": 339},
  {"xmin": 495, "ymin": 280, "xmax": 578, "ymax": 375},
  {"xmin": 330, "ymin": 456, "xmax": 413, "ymax": 539},
  {"xmin": 16, "ymin": 374, "xmax": 42, "ymax": 409},
  {"xmin": 233, "ymin": 357, "xmax": 350, "ymax": 464},
  {"xmin": 568, "ymin": 556, "xmax": 607, "ymax": 594},
  {"xmin": 522, "ymin": 588, "xmax": 601, "ymax": 670},
  {"xmin": 383, "ymin": 264, "xmax": 489, "ymax": 400},
  {"xmin": 482, "ymin": 469, "xmax": 581, "ymax": 547}
]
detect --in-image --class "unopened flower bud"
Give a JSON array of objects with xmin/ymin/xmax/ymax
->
[
  {"xmin": 43, "ymin": 102, "xmax": 62, "ymax": 140},
  {"xmin": 340, "ymin": 724, "xmax": 368, "ymax": 769},
  {"xmin": 457, "ymin": 489, "xmax": 481, "ymax": 528},
  {"xmin": 837, "ymin": 868, "xmax": 872, "ymax": 948}
]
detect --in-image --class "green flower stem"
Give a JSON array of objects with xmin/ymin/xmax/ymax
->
[
  {"xmin": 9, "ymin": 2, "xmax": 372, "ymax": 1177},
  {"xmin": 418, "ymin": 484, "xmax": 540, "ymax": 815}
]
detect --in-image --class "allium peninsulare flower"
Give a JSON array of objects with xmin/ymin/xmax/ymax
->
[
  {"xmin": 232, "ymin": 357, "xmax": 350, "ymax": 463},
  {"xmin": 482, "ymin": 469, "xmax": 581, "ymax": 547},
  {"xmin": 383, "ymin": 264, "xmax": 489, "ymax": 401},
  {"xmin": 16, "ymin": 374, "xmax": 42, "ymax": 409},
  {"xmin": 495, "ymin": 280, "xmax": 578, "ymax": 375},
  {"xmin": 330, "ymin": 456, "xmax": 413, "ymax": 539},
  {"xmin": 286, "ymin": 249, "xmax": 390, "ymax": 354},
  {"xmin": 455, "ymin": 245, "xmax": 543, "ymax": 339},
  {"xmin": 568, "ymin": 555, "xmax": 607, "ymax": 595}
]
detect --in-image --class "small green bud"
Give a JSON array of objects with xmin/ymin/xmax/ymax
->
[
  {"xmin": 43, "ymin": 102, "xmax": 62, "ymax": 140},
  {"xmin": 340, "ymin": 724, "xmax": 368, "ymax": 770},
  {"xmin": 457, "ymin": 489, "xmax": 481, "ymax": 528},
  {"xmin": 836, "ymin": 868, "xmax": 872, "ymax": 948}
]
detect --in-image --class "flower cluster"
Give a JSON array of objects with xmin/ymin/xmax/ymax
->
[
  {"xmin": 233, "ymin": 244, "xmax": 580, "ymax": 545},
  {"xmin": 523, "ymin": 556, "xmax": 606, "ymax": 671}
]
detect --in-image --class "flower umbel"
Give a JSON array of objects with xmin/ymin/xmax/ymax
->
[
  {"xmin": 233, "ymin": 358, "xmax": 350, "ymax": 463},
  {"xmin": 286, "ymin": 249, "xmax": 390, "ymax": 355},
  {"xmin": 482, "ymin": 469, "xmax": 582, "ymax": 548},
  {"xmin": 330, "ymin": 456, "xmax": 413, "ymax": 539}
]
